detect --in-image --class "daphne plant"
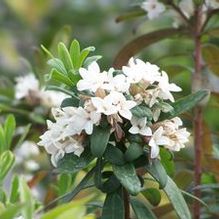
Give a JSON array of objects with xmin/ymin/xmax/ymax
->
[{"xmin": 38, "ymin": 40, "xmax": 208, "ymax": 219}]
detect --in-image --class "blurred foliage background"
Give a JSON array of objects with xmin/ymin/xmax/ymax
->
[{"xmin": 0, "ymin": 0, "xmax": 219, "ymax": 218}]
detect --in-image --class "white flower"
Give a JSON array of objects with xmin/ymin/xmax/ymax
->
[
  {"xmin": 141, "ymin": 0, "xmax": 165, "ymax": 20},
  {"xmin": 77, "ymin": 62, "xmax": 108, "ymax": 92},
  {"xmin": 15, "ymin": 74, "xmax": 40, "ymax": 99},
  {"xmin": 149, "ymin": 127, "xmax": 170, "ymax": 158},
  {"xmin": 122, "ymin": 58, "xmax": 144, "ymax": 84},
  {"xmin": 129, "ymin": 117, "xmax": 152, "ymax": 136},
  {"xmin": 103, "ymin": 68, "xmax": 130, "ymax": 93},
  {"xmin": 157, "ymin": 71, "xmax": 182, "ymax": 102},
  {"xmin": 92, "ymin": 91, "xmax": 136, "ymax": 120},
  {"xmin": 179, "ymin": 0, "xmax": 194, "ymax": 18},
  {"xmin": 15, "ymin": 141, "xmax": 40, "ymax": 165},
  {"xmin": 24, "ymin": 160, "xmax": 40, "ymax": 171},
  {"xmin": 123, "ymin": 58, "xmax": 161, "ymax": 85},
  {"xmin": 149, "ymin": 117, "xmax": 190, "ymax": 158}
]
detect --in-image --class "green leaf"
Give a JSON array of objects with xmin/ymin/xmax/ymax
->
[
  {"xmin": 162, "ymin": 89, "xmax": 209, "ymax": 119},
  {"xmin": 113, "ymin": 28, "xmax": 186, "ymax": 68},
  {"xmin": 164, "ymin": 177, "xmax": 191, "ymax": 219},
  {"xmin": 113, "ymin": 163, "xmax": 142, "ymax": 195},
  {"xmin": 4, "ymin": 114, "xmax": 15, "ymax": 150},
  {"xmin": 84, "ymin": 55, "xmax": 102, "ymax": 68},
  {"xmin": 202, "ymin": 44, "xmax": 219, "ymax": 75},
  {"xmin": 130, "ymin": 198, "xmax": 157, "ymax": 219},
  {"xmin": 9, "ymin": 175, "xmax": 19, "ymax": 203},
  {"xmin": 131, "ymin": 105, "xmax": 153, "ymax": 121},
  {"xmin": 145, "ymin": 159, "xmax": 167, "ymax": 189},
  {"xmin": 49, "ymin": 69, "xmax": 74, "ymax": 87},
  {"xmin": 79, "ymin": 46, "xmax": 95, "ymax": 67},
  {"xmin": 47, "ymin": 58, "xmax": 67, "ymax": 75},
  {"xmin": 0, "ymin": 126, "xmax": 6, "ymax": 153},
  {"xmin": 0, "ymin": 151, "xmax": 15, "ymax": 183},
  {"xmin": 101, "ymin": 191, "xmax": 124, "ymax": 219},
  {"xmin": 57, "ymin": 173, "xmax": 73, "ymax": 196},
  {"xmin": 104, "ymin": 144, "xmax": 125, "ymax": 165},
  {"xmin": 70, "ymin": 40, "xmax": 81, "ymax": 69},
  {"xmin": 19, "ymin": 177, "xmax": 34, "ymax": 219},
  {"xmin": 101, "ymin": 174, "xmax": 121, "ymax": 194},
  {"xmin": 0, "ymin": 204, "xmax": 23, "ymax": 219},
  {"xmin": 159, "ymin": 148, "xmax": 175, "ymax": 176},
  {"xmin": 90, "ymin": 126, "xmax": 111, "ymax": 158},
  {"xmin": 58, "ymin": 42, "xmax": 73, "ymax": 71},
  {"xmin": 141, "ymin": 188, "xmax": 161, "ymax": 206},
  {"xmin": 125, "ymin": 143, "xmax": 143, "ymax": 162},
  {"xmin": 61, "ymin": 97, "xmax": 80, "ymax": 108},
  {"xmin": 41, "ymin": 44, "xmax": 54, "ymax": 58},
  {"xmin": 94, "ymin": 158, "xmax": 104, "ymax": 189},
  {"xmin": 57, "ymin": 147, "xmax": 94, "ymax": 173}
]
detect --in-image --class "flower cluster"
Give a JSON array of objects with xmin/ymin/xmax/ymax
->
[
  {"xmin": 15, "ymin": 74, "xmax": 67, "ymax": 107},
  {"xmin": 38, "ymin": 57, "xmax": 190, "ymax": 166},
  {"xmin": 141, "ymin": 0, "xmax": 219, "ymax": 24}
]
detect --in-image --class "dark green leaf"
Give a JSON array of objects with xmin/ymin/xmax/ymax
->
[
  {"xmin": 90, "ymin": 126, "xmax": 111, "ymax": 158},
  {"xmin": 125, "ymin": 143, "xmax": 143, "ymax": 162},
  {"xmin": 159, "ymin": 148, "xmax": 175, "ymax": 176},
  {"xmin": 131, "ymin": 105, "xmax": 153, "ymax": 121},
  {"xmin": 61, "ymin": 97, "xmax": 80, "ymax": 108},
  {"xmin": 104, "ymin": 144, "xmax": 125, "ymax": 165},
  {"xmin": 113, "ymin": 163, "xmax": 142, "ymax": 195},
  {"xmin": 57, "ymin": 147, "xmax": 94, "ymax": 173},
  {"xmin": 130, "ymin": 198, "xmax": 157, "ymax": 219},
  {"xmin": 101, "ymin": 174, "xmax": 121, "ymax": 194},
  {"xmin": 94, "ymin": 158, "xmax": 104, "ymax": 189},
  {"xmin": 164, "ymin": 177, "xmax": 191, "ymax": 219},
  {"xmin": 145, "ymin": 159, "xmax": 167, "ymax": 189},
  {"xmin": 162, "ymin": 89, "xmax": 209, "ymax": 119},
  {"xmin": 101, "ymin": 190, "xmax": 124, "ymax": 219},
  {"xmin": 141, "ymin": 188, "xmax": 161, "ymax": 206}
]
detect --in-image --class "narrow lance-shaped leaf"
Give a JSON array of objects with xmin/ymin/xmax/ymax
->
[
  {"xmin": 4, "ymin": 114, "xmax": 16, "ymax": 150},
  {"xmin": 79, "ymin": 46, "xmax": 95, "ymax": 67},
  {"xmin": 101, "ymin": 190, "xmax": 124, "ymax": 219},
  {"xmin": 90, "ymin": 126, "xmax": 111, "ymax": 157},
  {"xmin": 130, "ymin": 198, "xmax": 157, "ymax": 219},
  {"xmin": 113, "ymin": 163, "xmax": 142, "ymax": 195},
  {"xmin": 47, "ymin": 58, "xmax": 67, "ymax": 75},
  {"xmin": 0, "ymin": 151, "xmax": 15, "ymax": 183},
  {"xmin": 70, "ymin": 39, "xmax": 81, "ymax": 69},
  {"xmin": 144, "ymin": 159, "xmax": 167, "ymax": 189},
  {"xmin": 161, "ymin": 89, "xmax": 209, "ymax": 120},
  {"xmin": 164, "ymin": 176, "xmax": 191, "ymax": 219}
]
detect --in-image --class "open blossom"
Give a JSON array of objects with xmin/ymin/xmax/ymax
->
[
  {"xmin": 15, "ymin": 74, "xmax": 40, "ymax": 99},
  {"xmin": 157, "ymin": 71, "xmax": 182, "ymax": 102},
  {"xmin": 141, "ymin": 0, "xmax": 165, "ymax": 20},
  {"xmin": 129, "ymin": 117, "xmax": 152, "ymax": 136},
  {"xmin": 15, "ymin": 74, "xmax": 67, "ymax": 107},
  {"xmin": 149, "ymin": 117, "xmax": 190, "ymax": 158},
  {"xmin": 77, "ymin": 61, "xmax": 108, "ymax": 92},
  {"xmin": 92, "ymin": 91, "xmax": 136, "ymax": 120}
]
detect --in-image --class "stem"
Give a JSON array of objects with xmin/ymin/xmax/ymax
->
[
  {"xmin": 193, "ymin": 4, "xmax": 203, "ymax": 219},
  {"xmin": 123, "ymin": 188, "xmax": 130, "ymax": 219}
]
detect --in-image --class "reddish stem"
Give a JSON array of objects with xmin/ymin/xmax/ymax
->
[
  {"xmin": 193, "ymin": 4, "xmax": 203, "ymax": 219},
  {"xmin": 123, "ymin": 188, "xmax": 130, "ymax": 219}
]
